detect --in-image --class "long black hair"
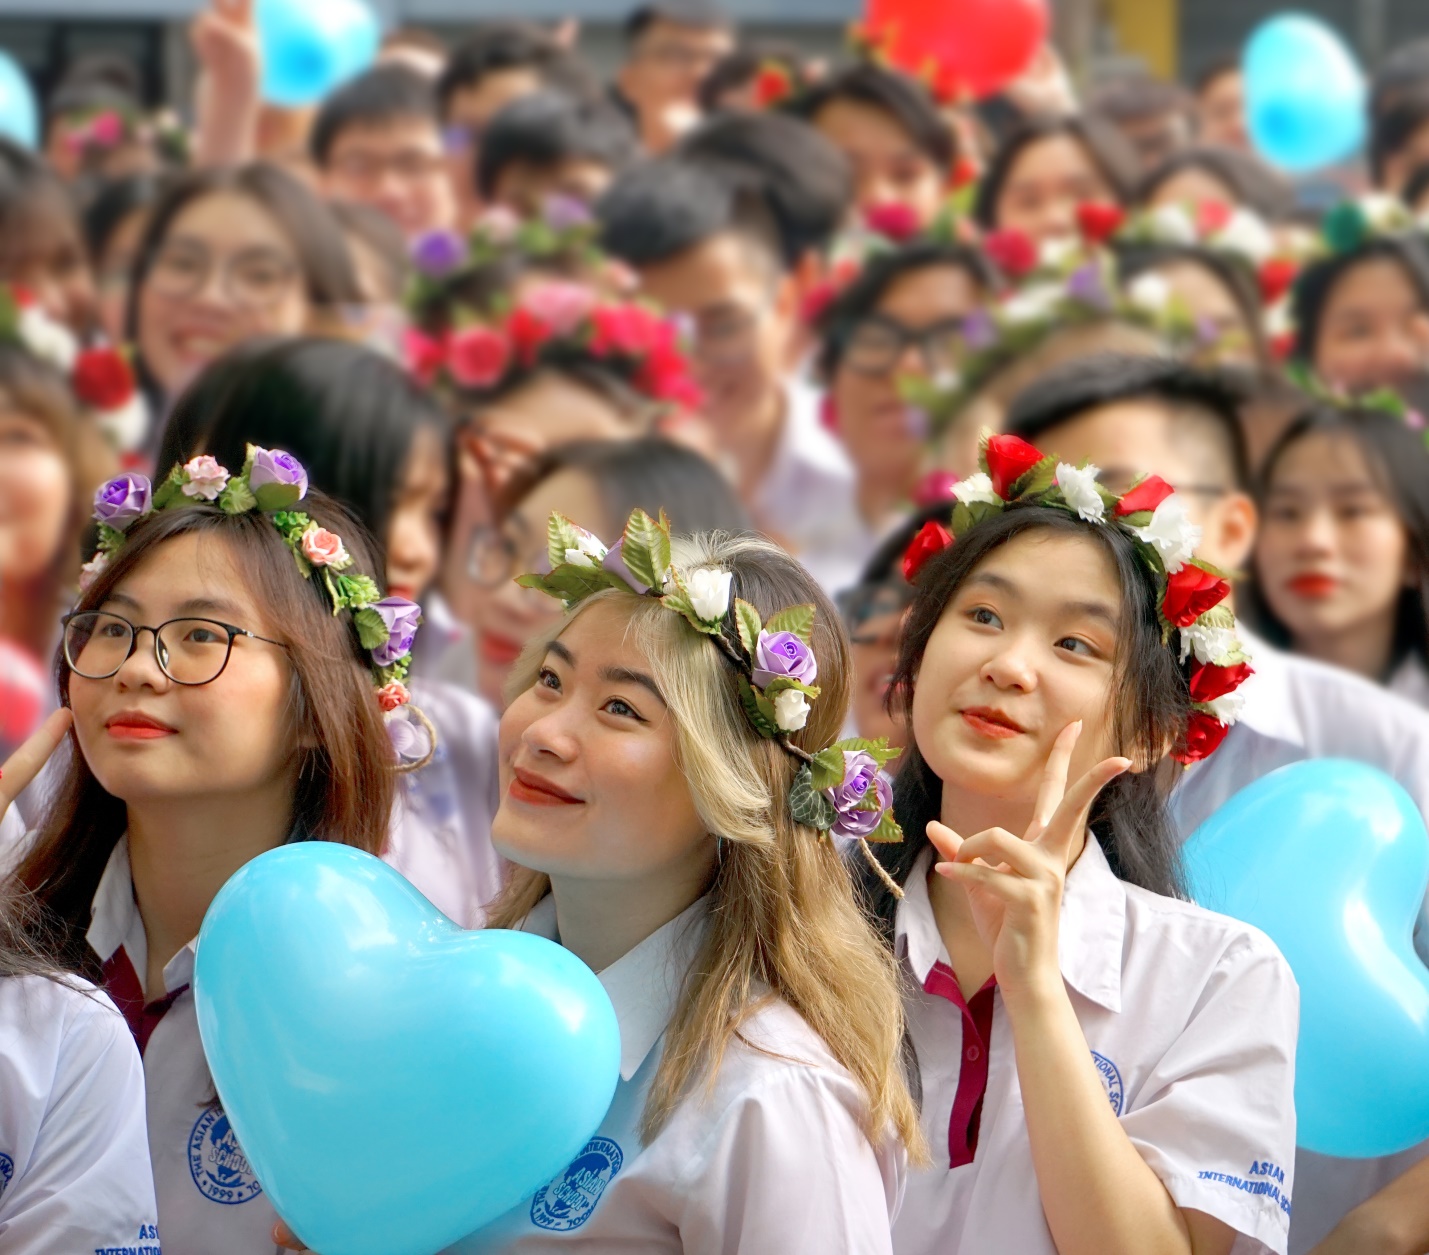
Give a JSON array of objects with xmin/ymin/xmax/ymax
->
[
  {"xmin": 1247, "ymin": 403, "xmax": 1429, "ymax": 674},
  {"xmin": 1292, "ymin": 236, "xmax": 1429, "ymax": 364},
  {"xmin": 857, "ymin": 505, "xmax": 1190, "ymax": 939}
]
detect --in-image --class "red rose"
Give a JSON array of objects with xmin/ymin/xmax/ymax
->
[
  {"xmin": 72, "ymin": 347, "xmax": 135, "ymax": 409},
  {"xmin": 1269, "ymin": 330, "xmax": 1296, "ymax": 361},
  {"xmin": 446, "ymin": 325, "xmax": 511, "ymax": 389},
  {"xmin": 1076, "ymin": 201, "xmax": 1125, "ymax": 245},
  {"xmin": 865, "ymin": 202, "xmax": 922, "ymax": 243},
  {"xmin": 982, "ymin": 228, "xmax": 1038, "ymax": 279},
  {"xmin": 1114, "ymin": 473, "xmax": 1175, "ymax": 517},
  {"xmin": 902, "ymin": 520, "xmax": 953, "ymax": 583},
  {"xmin": 590, "ymin": 303, "xmax": 662, "ymax": 358},
  {"xmin": 1162, "ymin": 564, "xmax": 1231, "ymax": 628},
  {"xmin": 506, "ymin": 306, "xmax": 554, "ymax": 367},
  {"xmin": 800, "ymin": 280, "xmax": 839, "ymax": 327},
  {"xmin": 752, "ymin": 64, "xmax": 793, "ymax": 108},
  {"xmin": 402, "ymin": 329, "xmax": 447, "ymax": 386},
  {"xmin": 984, "ymin": 433, "xmax": 1044, "ymax": 498},
  {"xmin": 1195, "ymin": 199, "xmax": 1234, "ymax": 235},
  {"xmin": 1259, "ymin": 258, "xmax": 1299, "ymax": 305},
  {"xmin": 1187, "ymin": 660, "xmax": 1253, "ymax": 704},
  {"xmin": 1173, "ymin": 711, "xmax": 1230, "ymax": 763},
  {"xmin": 949, "ymin": 155, "xmax": 979, "ymax": 191},
  {"xmin": 636, "ymin": 339, "xmax": 702, "ymax": 408}
]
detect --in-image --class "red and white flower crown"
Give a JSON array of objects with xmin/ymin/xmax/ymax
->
[{"xmin": 900, "ymin": 432, "xmax": 1252, "ymax": 763}]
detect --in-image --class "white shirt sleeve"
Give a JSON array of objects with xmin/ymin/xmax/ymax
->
[
  {"xmin": 1120, "ymin": 930, "xmax": 1300, "ymax": 1255},
  {"xmin": 0, "ymin": 980, "xmax": 161, "ymax": 1254},
  {"xmin": 670, "ymin": 1066, "xmax": 902, "ymax": 1255}
]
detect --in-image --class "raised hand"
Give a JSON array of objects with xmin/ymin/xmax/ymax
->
[
  {"xmin": 0, "ymin": 709, "xmax": 73, "ymax": 829},
  {"xmin": 927, "ymin": 722, "xmax": 1128, "ymax": 1000}
]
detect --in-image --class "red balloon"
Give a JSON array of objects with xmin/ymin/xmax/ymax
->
[{"xmin": 864, "ymin": 0, "xmax": 1048, "ymax": 99}]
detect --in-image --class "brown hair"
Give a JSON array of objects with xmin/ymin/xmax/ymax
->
[
  {"xmin": 488, "ymin": 533, "xmax": 925, "ymax": 1158},
  {"xmin": 9, "ymin": 489, "xmax": 396, "ymax": 976}
]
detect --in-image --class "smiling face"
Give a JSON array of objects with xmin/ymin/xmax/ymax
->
[
  {"xmin": 910, "ymin": 529, "xmax": 1121, "ymax": 817},
  {"xmin": 812, "ymin": 97, "xmax": 945, "ymax": 227},
  {"xmin": 1313, "ymin": 255, "xmax": 1429, "ymax": 394},
  {"xmin": 994, "ymin": 133, "xmax": 1115, "ymax": 242},
  {"xmin": 67, "ymin": 531, "xmax": 302, "ymax": 808},
  {"xmin": 492, "ymin": 597, "xmax": 709, "ymax": 884},
  {"xmin": 1256, "ymin": 430, "xmax": 1411, "ymax": 652},
  {"xmin": 0, "ymin": 405, "xmax": 71, "ymax": 586}
]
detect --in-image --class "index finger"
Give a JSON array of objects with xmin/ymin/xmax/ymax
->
[
  {"xmin": 0, "ymin": 709, "xmax": 73, "ymax": 814},
  {"xmin": 1033, "ymin": 755, "xmax": 1131, "ymax": 857},
  {"xmin": 1027, "ymin": 721, "xmax": 1080, "ymax": 841}
]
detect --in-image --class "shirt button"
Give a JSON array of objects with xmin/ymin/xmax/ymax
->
[{"xmin": 965, "ymin": 1045, "xmax": 981, "ymax": 1062}]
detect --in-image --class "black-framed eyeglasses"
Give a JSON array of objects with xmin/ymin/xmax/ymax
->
[
  {"xmin": 840, "ymin": 315, "xmax": 968, "ymax": 377},
  {"xmin": 62, "ymin": 611, "xmax": 287, "ymax": 687}
]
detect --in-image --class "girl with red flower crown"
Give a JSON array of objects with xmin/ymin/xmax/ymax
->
[{"xmin": 862, "ymin": 433, "xmax": 1299, "ymax": 1255}]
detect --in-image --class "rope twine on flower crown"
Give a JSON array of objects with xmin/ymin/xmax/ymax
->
[
  {"xmin": 517, "ymin": 508, "xmax": 909, "ymax": 897},
  {"xmin": 83, "ymin": 446, "xmax": 436, "ymax": 772}
]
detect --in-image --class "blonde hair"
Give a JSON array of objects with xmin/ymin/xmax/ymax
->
[{"xmin": 488, "ymin": 532, "xmax": 925, "ymax": 1158}]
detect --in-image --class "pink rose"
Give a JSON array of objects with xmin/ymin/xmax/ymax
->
[
  {"xmin": 447, "ymin": 326, "xmax": 511, "ymax": 389},
  {"xmin": 181, "ymin": 455, "xmax": 230, "ymax": 501},
  {"xmin": 520, "ymin": 280, "xmax": 596, "ymax": 335},
  {"xmin": 376, "ymin": 682, "xmax": 410, "ymax": 711},
  {"xmin": 300, "ymin": 525, "xmax": 350, "ymax": 569}
]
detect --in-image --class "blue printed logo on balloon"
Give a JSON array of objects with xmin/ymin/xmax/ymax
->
[
  {"xmin": 0, "ymin": 1151, "xmax": 13, "ymax": 1201},
  {"xmin": 530, "ymin": 1136, "xmax": 624, "ymax": 1232},
  {"xmin": 189, "ymin": 1106, "xmax": 263, "ymax": 1204},
  {"xmin": 1090, "ymin": 1051, "xmax": 1124, "ymax": 1115}
]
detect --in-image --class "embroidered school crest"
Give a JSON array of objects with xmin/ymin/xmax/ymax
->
[
  {"xmin": 188, "ymin": 1107, "xmax": 263, "ymax": 1204},
  {"xmin": 1090, "ymin": 1050, "xmax": 1125, "ymax": 1115},
  {"xmin": 0, "ymin": 1152, "xmax": 12, "ymax": 1201},
  {"xmin": 530, "ymin": 1136, "xmax": 624, "ymax": 1232}
]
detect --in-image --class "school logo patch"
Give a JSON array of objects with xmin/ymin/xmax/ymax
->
[
  {"xmin": 529, "ymin": 1136, "xmax": 624, "ymax": 1232},
  {"xmin": 1091, "ymin": 1050, "xmax": 1124, "ymax": 1115},
  {"xmin": 0, "ymin": 1152, "xmax": 12, "ymax": 1201},
  {"xmin": 188, "ymin": 1106, "xmax": 263, "ymax": 1205}
]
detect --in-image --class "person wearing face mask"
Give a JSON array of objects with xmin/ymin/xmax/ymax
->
[{"xmin": 999, "ymin": 353, "xmax": 1429, "ymax": 1255}]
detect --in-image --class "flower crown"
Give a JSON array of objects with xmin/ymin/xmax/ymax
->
[
  {"xmin": 900, "ymin": 432, "xmax": 1252, "ymax": 764},
  {"xmin": 83, "ymin": 448, "xmax": 433, "ymax": 763},
  {"xmin": 1318, "ymin": 194, "xmax": 1425, "ymax": 257},
  {"xmin": 517, "ymin": 507, "xmax": 909, "ymax": 892},
  {"xmin": 0, "ymin": 286, "xmax": 149, "ymax": 458}
]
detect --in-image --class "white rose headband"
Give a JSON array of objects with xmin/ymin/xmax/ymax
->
[
  {"xmin": 82, "ymin": 446, "xmax": 435, "ymax": 770},
  {"xmin": 520, "ymin": 508, "xmax": 908, "ymax": 895}
]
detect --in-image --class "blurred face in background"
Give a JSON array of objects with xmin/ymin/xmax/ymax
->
[
  {"xmin": 618, "ymin": 18, "xmax": 733, "ymax": 113},
  {"xmin": 1313, "ymin": 256, "xmax": 1429, "ymax": 395},
  {"xmin": 94, "ymin": 205, "xmax": 153, "ymax": 345},
  {"xmin": 1197, "ymin": 68, "xmax": 1248, "ymax": 150},
  {"xmin": 838, "ymin": 577, "xmax": 913, "ymax": 748},
  {"xmin": 0, "ymin": 402, "xmax": 70, "ymax": 590},
  {"xmin": 812, "ymin": 98, "xmax": 945, "ymax": 228},
  {"xmin": 323, "ymin": 116, "xmax": 456, "ymax": 239},
  {"xmin": 0, "ymin": 190, "xmax": 98, "ymax": 337},
  {"xmin": 993, "ymin": 133, "xmax": 1114, "ymax": 243},
  {"xmin": 444, "ymin": 67, "xmax": 545, "ymax": 226}
]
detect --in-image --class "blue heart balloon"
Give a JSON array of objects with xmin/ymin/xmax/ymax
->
[
  {"xmin": 1183, "ymin": 760, "xmax": 1429, "ymax": 1157},
  {"xmin": 255, "ymin": 0, "xmax": 380, "ymax": 107},
  {"xmin": 0, "ymin": 51, "xmax": 38, "ymax": 149},
  {"xmin": 1244, "ymin": 14, "xmax": 1366, "ymax": 173},
  {"xmin": 194, "ymin": 844, "xmax": 621, "ymax": 1255}
]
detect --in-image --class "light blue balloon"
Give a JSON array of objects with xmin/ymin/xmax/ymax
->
[
  {"xmin": 194, "ymin": 844, "xmax": 621, "ymax": 1255},
  {"xmin": 1183, "ymin": 760, "xmax": 1429, "ymax": 1158},
  {"xmin": 0, "ymin": 51, "xmax": 38, "ymax": 149},
  {"xmin": 255, "ymin": 0, "xmax": 380, "ymax": 108},
  {"xmin": 1244, "ymin": 13, "xmax": 1366, "ymax": 173}
]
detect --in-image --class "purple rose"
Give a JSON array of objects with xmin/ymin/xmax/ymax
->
[
  {"xmin": 248, "ymin": 447, "xmax": 308, "ymax": 510},
  {"xmin": 827, "ymin": 752, "xmax": 891, "ymax": 840},
  {"xmin": 1067, "ymin": 261, "xmax": 1112, "ymax": 311},
  {"xmin": 411, "ymin": 229, "xmax": 466, "ymax": 277},
  {"xmin": 602, "ymin": 538, "xmax": 648, "ymax": 594},
  {"xmin": 542, "ymin": 193, "xmax": 593, "ymax": 232},
  {"xmin": 371, "ymin": 597, "xmax": 423, "ymax": 666},
  {"xmin": 960, "ymin": 308, "xmax": 997, "ymax": 351},
  {"xmin": 93, "ymin": 472, "xmax": 151, "ymax": 530},
  {"xmin": 752, "ymin": 630, "xmax": 817, "ymax": 688}
]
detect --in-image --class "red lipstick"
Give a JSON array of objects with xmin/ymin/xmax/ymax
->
[
  {"xmin": 105, "ymin": 711, "xmax": 176, "ymax": 740},
  {"xmin": 960, "ymin": 706, "xmax": 1026, "ymax": 740},
  {"xmin": 1287, "ymin": 573, "xmax": 1339, "ymax": 599},
  {"xmin": 508, "ymin": 766, "xmax": 584, "ymax": 807}
]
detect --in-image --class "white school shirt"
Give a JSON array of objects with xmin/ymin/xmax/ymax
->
[
  {"xmin": 1388, "ymin": 653, "xmax": 1429, "ymax": 711},
  {"xmin": 892, "ymin": 838, "xmax": 1299, "ymax": 1255},
  {"xmin": 87, "ymin": 838, "xmax": 284, "ymax": 1255},
  {"xmin": 450, "ymin": 894, "xmax": 905, "ymax": 1253},
  {"xmin": 0, "ymin": 974, "xmax": 161, "ymax": 1253}
]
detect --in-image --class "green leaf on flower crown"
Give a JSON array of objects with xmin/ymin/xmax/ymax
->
[
  {"xmin": 829, "ymin": 736, "xmax": 902, "ymax": 769},
  {"xmin": 620, "ymin": 507, "xmax": 672, "ymax": 592},
  {"xmin": 546, "ymin": 513, "xmax": 584, "ymax": 571},
  {"xmin": 1118, "ymin": 509, "xmax": 1155, "ymax": 528},
  {"xmin": 865, "ymin": 809, "xmax": 905, "ymax": 844},
  {"xmin": 335, "ymin": 573, "xmax": 381, "ymax": 610},
  {"xmin": 788, "ymin": 765, "xmax": 838, "ymax": 830},
  {"xmin": 950, "ymin": 498, "xmax": 1002, "ymax": 536},
  {"xmin": 520, "ymin": 563, "xmax": 618, "ymax": 607},
  {"xmin": 151, "ymin": 464, "xmax": 188, "ymax": 511},
  {"xmin": 252, "ymin": 480, "xmax": 303, "ymax": 513},
  {"xmin": 762, "ymin": 676, "xmax": 821, "ymax": 701},
  {"xmin": 737, "ymin": 675, "xmax": 780, "ymax": 738},
  {"xmin": 763, "ymin": 603, "xmax": 815, "ymax": 644},
  {"xmin": 218, "ymin": 476, "xmax": 257, "ymax": 516},
  {"xmin": 733, "ymin": 598, "xmax": 762, "ymax": 658},
  {"xmin": 321, "ymin": 567, "xmax": 344, "ymax": 614},
  {"xmin": 1012, "ymin": 455, "xmax": 1059, "ymax": 500},
  {"xmin": 1322, "ymin": 201, "xmax": 1369, "ymax": 255},
  {"xmin": 353, "ymin": 607, "xmax": 389, "ymax": 651},
  {"xmin": 95, "ymin": 522, "xmax": 126, "ymax": 555},
  {"xmin": 377, "ymin": 653, "xmax": 412, "ymax": 687},
  {"xmin": 808, "ymin": 746, "xmax": 847, "ymax": 791}
]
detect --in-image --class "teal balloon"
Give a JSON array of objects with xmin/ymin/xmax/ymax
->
[
  {"xmin": 1183, "ymin": 760, "xmax": 1429, "ymax": 1158},
  {"xmin": 194, "ymin": 844, "xmax": 621, "ymax": 1255},
  {"xmin": 0, "ymin": 51, "xmax": 38, "ymax": 148},
  {"xmin": 255, "ymin": 0, "xmax": 380, "ymax": 107},
  {"xmin": 1244, "ymin": 14, "xmax": 1366, "ymax": 172}
]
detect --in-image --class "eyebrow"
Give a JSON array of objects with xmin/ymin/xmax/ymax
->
[
  {"xmin": 965, "ymin": 571, "xmax": 1120, "ymax": 628},
  {"xmin": 103, "ymin": 591, "xmax": 248, "ymax": 619},
  {"xmin": 544, "ymin": 640, "xmax": 667, "ymax": 705}
]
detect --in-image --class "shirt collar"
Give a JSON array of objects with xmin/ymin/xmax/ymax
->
[
  {"xmin": 86, "ymin": 835, "xmax": 197, "ymax": 995},
  {"xmin": 520, "ymin": 894, "xmax": 712, "ymax": 1082},
  {"xmin": 893, "ymin": 833, "xmax": 1125, "ymax": 1013}
]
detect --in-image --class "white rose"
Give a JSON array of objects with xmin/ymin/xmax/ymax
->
[
  {"xmin": 1148, "ymin": 203, "xmax": 1197, "ymax": 245},
  {"xmin": 1360, "ymin": 193, "xmax": 1408, "ymax": 233},
  {"xmin": 1264, "ymin": 299, "xmax": 1293, "ymax": 337},
  {"xmin": 18, "ymin": 305, "xmax": 78, "ymax": 372},
  {"xmin": 1178, "ymin": 622, "xmax": 1239, "ymax": 666},
  {"xmin": 563, "ymin": 527, "xmax": 608, "ymax": 568},
  {"xmin": 952, "ymin": 471, "xmax": 998, "ymax": 506},
  {"xmin": 95, "ymin": 394, "xmax": 150, "ymax": 456},
  {"xmin": 78, "ymin": 552, "xmax": 110, "ymax": 592},
  {"xmin": 1038, "ymin": 236, "xmax": 1078, "ymax": 269},
  {"xmin": 1127, "ymin": 273, "xmax": 1172, "ymax": 313},
  {"xmin": 1205, "ymin": 689, "xmax": 1247, "ymax": 725},
  {"xmin": 1001, "ymin": 283, "xmax": 1063, "ymax": 326},
  {"xmin": 772, "ymin": 688, "xmax": 810, "ymax": 732},
  {"xmin": 686, "ymin": 567, "xmax": 733, "ymax": 622},
  {"xmin": 1055, "ymin": 462, "xmax": 1105, "ymax": 522},
  {"xmin": 1130, "ymin": 493, "xmax": 1202, "ymax": 574},
  {"xmin": 1213, "ymin": 209, "xmax": 1275, "ymax": 264}
]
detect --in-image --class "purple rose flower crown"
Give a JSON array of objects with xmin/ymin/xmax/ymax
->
[
  {"xmin": 518, "ymin": 507, "xmax": 908, "ymax": 895},
  {"xmin": 84, "ymin": 447, "xmax": 435, "ymax": 769}
]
